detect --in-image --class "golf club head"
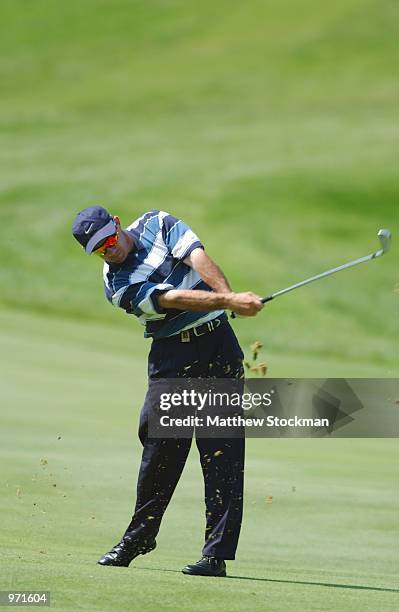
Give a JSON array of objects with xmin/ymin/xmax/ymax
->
[{"xmin": 376, "ymin": 228, "xmax": 391, "ymax": 256}]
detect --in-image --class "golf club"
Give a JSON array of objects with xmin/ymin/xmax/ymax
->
[{"xmin": 231, "ymin": 229, "xmax": 391, "ymax": 318}]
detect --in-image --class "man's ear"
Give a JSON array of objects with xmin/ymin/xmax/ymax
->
[{"xmin": 114, "ymin": 215, "xmax": 120, "ymax": 227}]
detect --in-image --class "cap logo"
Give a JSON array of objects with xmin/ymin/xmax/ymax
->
[{"xmin": 84, "ymin": 223, "xmax": 94, "ymax": 234}]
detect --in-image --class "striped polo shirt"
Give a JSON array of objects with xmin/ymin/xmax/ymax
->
[{"xmin": 103, "ymin": 210, "xmax": 224, "ymax": 339}]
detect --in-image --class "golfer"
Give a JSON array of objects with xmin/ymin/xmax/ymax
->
[{"xmin": 72, "ymin": 206, "xmax": 263, "ymax": 577}]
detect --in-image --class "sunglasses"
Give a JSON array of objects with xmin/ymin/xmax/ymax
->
[{"xmin": 93, "ymin": 232, "xmax": 119, "ymax": 257}]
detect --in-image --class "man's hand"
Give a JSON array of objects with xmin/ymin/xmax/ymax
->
[{"xmin": 226, "ymin": 292, "xmax": 264, "ymax": 316}]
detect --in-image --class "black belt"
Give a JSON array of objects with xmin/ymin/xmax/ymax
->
[
  {"xmin": 154, "ymin": 313, "xmax": 228, "ymax": 343},
  {"xmin": 179, "ymin": 313, "xmax": 227, "ymax": 342}
]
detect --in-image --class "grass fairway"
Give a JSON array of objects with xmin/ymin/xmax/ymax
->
[
  {"xmin": 1, "ymin": 310, "xmax": 399, "ymax": 611},
  {"xmin": 1, "ymin": 0, "xmax": 398, "ymax": 609}
]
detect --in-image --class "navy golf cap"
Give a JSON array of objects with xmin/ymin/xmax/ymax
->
[{"xmin": 72, "ymin": 205, "xmax": 116, "ymax": 254}]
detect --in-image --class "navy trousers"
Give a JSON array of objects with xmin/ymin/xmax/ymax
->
[{"xmin": 124, "ymin": 319, "xmax": 245, "ymax": 560}]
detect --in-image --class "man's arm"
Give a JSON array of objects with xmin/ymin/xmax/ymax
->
[
  {"xmin": 158, "ymin": 289, "xmax": 263, "ymax": 317},
  {"xmin": 177, "ymin": 246, "xmax": 263, "ymax": 316},
  {"xmin": 183, "ymin": 248, "xmax": 231, "ymax": 293}
]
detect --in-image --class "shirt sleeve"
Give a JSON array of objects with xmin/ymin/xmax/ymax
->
[
  {"xmin": 112, "ymin": 281, "xmax": 174, "ymax": 316},
  {"xmin": 161, "ymin": 213, "xmax": 203, "ymax": 259}
]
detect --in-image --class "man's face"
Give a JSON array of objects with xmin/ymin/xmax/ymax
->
[{"xmin": 94, "ymin": 217, "xmax": 133, "ymax": 264}]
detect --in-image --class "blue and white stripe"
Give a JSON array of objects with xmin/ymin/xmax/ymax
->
[{"xmin": 103, "ymin": 210, "xmax": 224, "ymax": 339}]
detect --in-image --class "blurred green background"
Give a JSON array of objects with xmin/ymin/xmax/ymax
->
[
  {"xmin": 1, "ymin": 1, "xmax": 398, "ymax": 610},
  {"xmin": 0, "ymin": 0, "xmax": 398, "ymax": 373}
]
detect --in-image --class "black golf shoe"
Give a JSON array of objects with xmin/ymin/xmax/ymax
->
[
  {"xmin": 182, "ymin": 556, "xmax": 226, "ymax": 577},
  {"xmin": 97, "ymin": 536, "xmax": 156, "ymax": 567}
]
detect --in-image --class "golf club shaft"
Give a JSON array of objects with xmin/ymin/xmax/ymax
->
[
  {"xmin": 230, "ymin": 228, "xmax": 390, "ymax": 318},
  {"xmin": 262, "ymin": 252, "xmax": 377, "ymax": 303}
]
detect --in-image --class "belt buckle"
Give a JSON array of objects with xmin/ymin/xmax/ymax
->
[{"xmin": 180, "ymin": 330, "xmax": 191, "ymax": 343}]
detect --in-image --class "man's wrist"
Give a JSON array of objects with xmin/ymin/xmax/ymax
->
[{"xmin": 219, "ymin": 292, "xmax": 234, "ymax": 309}]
